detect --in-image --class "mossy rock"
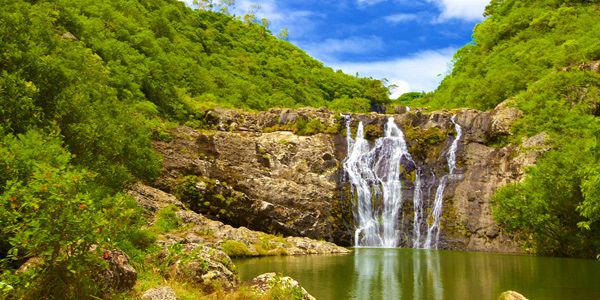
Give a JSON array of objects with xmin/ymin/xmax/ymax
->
[
  {"xmin": 263, "ymin": 116, "xmax": 339, "ymax": 135},
  {"xmin": 364, "ymin": 123, "xmax": 384, "ymax": 140},
  {"xmin": 173, "ymin": 176, "xmax": 252, "ymax": 227}
]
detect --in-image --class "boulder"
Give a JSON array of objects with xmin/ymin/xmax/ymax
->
[
  {"xmin": 158, "ymin": 243, "xmax": 238, "ymax": 292},
  {"xmin": 97, "ymin": 249, "xmax": 137, "ymax": 293},
  {"xmin": 491, "ymin": 100, "xmax": 522, "ymax": 136},
  {"xmin": 142, "ymin": 286, "xmax": 179, "ymax": 300},
  {"xmin": 250, "ymin": 272, "xmax": 316, "ymax": 300},
  {"xmin": 498, "ymin": 290, "xmax": 529, "ymax": 300}
]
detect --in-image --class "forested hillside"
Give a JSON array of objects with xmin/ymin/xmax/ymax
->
[
  {"xmin": 412, "ymin": 0, "xmax": 600, "ymax": 257},
  {"xmin": 0, "ymin": 0, "xmax": 388, "ymax": 297}
]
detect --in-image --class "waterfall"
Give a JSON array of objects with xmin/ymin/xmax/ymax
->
[
  {"xmin": 447, "ymin": 115, "xmax": 462, "ymax": 176},
  {"xmin": 412, "ymin": 168, "xmax": 423, "ymax": 248},
  {"xmin": 343, "ymin": 115, "xmax": 462, "ymax": 249},
  {"xmin": 423, "ymin": 115, "xmax": 462, "ymax": 249},
  {"xmin": 344, "ymin": 117, "xmax": 414, "ymax": 247}
]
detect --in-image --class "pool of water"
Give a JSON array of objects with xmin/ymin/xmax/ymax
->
[{"xmin": 234, "ymin": 248, "xmax": 600, "ymax": 300}]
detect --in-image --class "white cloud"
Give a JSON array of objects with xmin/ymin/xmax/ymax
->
[
  {"xmin": 356, "ymin": 0, "xmax": 489, "ymax": 22},
  {"xmin": 323, "ymin": 48, "xmax": 455, "ymax": 98},
  {"xmin": 300, "ymin": 36, "xmax": 384, "ymax": 61},
  {"xmin": 384, "ymin": 13, "xmax": 420, "ymax": 23},
  {"xmin": 427, "ymin": 0, "xmax": 489, "ymax": 21}
]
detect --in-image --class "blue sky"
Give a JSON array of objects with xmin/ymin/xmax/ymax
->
[{"xmin": 185, "ymin": 0, "xmax": 490, "ymax": 98}]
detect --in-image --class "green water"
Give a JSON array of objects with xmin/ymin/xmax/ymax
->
[{"xmin": 234, "ymin": 248, "xmax": 600, "ymax": 300}]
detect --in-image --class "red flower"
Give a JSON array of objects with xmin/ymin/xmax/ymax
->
[{"xmin": 79, "ymin": 204, "xmax": 87, "ymax": 210}]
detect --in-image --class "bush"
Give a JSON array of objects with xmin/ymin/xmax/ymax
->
[
  {"xmin": 0, "ymin": 131, "xmax": 156, "ymax": 298},
  {"xmin": 0, "ymin": 164, "xmax": 109, "ymax": 298}
]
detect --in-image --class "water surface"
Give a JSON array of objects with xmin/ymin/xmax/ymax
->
[{"xmin": 234, "ymin": 248, "xmax": 600, "ymax": 300}]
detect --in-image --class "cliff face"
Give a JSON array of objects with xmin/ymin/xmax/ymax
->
[{"xmin": 151, "ymin": 104, "xmax": 546, "ymax": 252}]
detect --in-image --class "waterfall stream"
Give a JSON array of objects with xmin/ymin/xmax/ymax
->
[
  {"xmin": 344, "ymin": 115, "xmax": 462, "ymax": 249},
  {"xmin": 423, "ymin": 115, "xmax": 462, "ymax": 249},
  {"xmin": 344, "ymin": 117, "xmax": 414, "ymax": 247}
]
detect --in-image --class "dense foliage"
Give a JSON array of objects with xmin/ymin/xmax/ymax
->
[
  {"xmin": 415, "ymin": 0, "xmax": 600, "ymax": 110},
  {"xmin": 410, "ymin": 0, "xmax": 600, "ymax": 257},
  {"xmin": 492, "ymin": 70, "xmax": 600, "ymax": 257}
]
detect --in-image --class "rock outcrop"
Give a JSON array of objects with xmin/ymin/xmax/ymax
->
[
  {"xmin": 152, "ymin": 109, "xmax": 346, "ymax": 242},
  {"xmin": 129, "ymin": 183, "xmax": 350, "ymax": 256},
  {"xmin": 150, "ymin": 104, "xmax": 545, "ymax": 252}
]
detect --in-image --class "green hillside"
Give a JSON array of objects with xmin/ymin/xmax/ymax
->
[
  {"xmin": 417, "ymin": 0, "xmax": 600, "ymax": 110},
  {"xmin": 412, "ymin": 0, "xmax": 600, "ymax": 258}
]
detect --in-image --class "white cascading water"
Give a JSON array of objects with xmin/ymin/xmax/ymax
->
[
  {"xmin": 344, "ymin": 117, "xmax": 414, "ymax": 247},
  {"xmin": 412, "ymin": 168, "xmax": 423, "ymax": 248},
  {"xmin": 423, "ymin": 115, "xmax": 462, "ymax": 249}
]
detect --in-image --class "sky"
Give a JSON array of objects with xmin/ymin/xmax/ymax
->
[{"xmin": 184, "ymin": 0, "xmax": 490, "ymax": 98}]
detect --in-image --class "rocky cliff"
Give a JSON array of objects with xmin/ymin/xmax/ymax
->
[{"xmin": 150, "ymin": 104, "xmax": 546, "ymax": 252}]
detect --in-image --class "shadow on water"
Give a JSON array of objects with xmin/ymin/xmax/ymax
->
[{"xmin": 234, "ymin": 248, "xmax": 600, "ymax": 300}]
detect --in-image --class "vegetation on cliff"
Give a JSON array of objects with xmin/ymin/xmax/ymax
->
[{"xmin": 408, "ymin": 0, "xmax": 600, "ymax": 257}]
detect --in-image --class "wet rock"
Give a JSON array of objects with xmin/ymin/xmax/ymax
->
[
  {"xmin": 142, "ymin": 286, "xmax": 179, "ymax": 300},
  {"xmin": 250, "ymin": 272, "xmax": 316, "ymax": 300}
]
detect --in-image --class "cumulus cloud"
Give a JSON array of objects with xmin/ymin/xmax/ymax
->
[
  {"xmin": 427, "ymin": 0, "xmax": 489, "ymax": 21},
  {"xmin": 324, "ymin": 48, "xmax": 455, "ymax": 98}
]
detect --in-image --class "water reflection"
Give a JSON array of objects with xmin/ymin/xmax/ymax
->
[
  {"xmin": 234, "ymin": 248, "xmax": 600, "ymax": 300},
  {"xmin": 351, "ymin": 249, "xmax": 402, "ymax": 299},
  {"xmin": 350, "ymin": 249, "xmax": 443, "ymax": 300}
]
